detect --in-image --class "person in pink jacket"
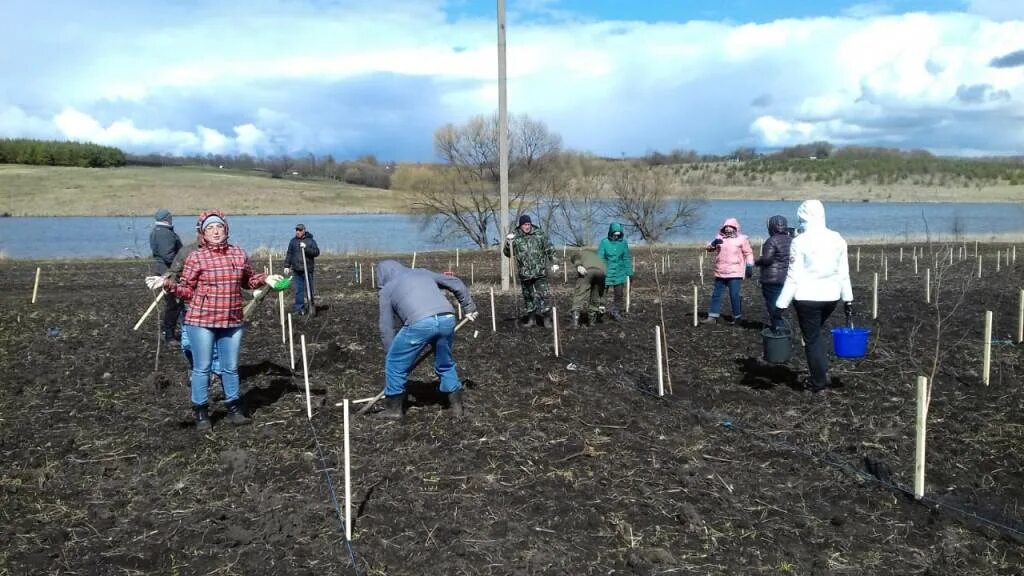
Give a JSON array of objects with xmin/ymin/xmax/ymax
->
[{"xmin": 701, "ymin": 217, "xmax": 754, "ymax": 325}]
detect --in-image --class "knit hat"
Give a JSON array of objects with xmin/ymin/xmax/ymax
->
[
  {"xmin": 295, "ymin": 223, "xmax": 306, "ymax": 231},
  {"xmin": 154, "ymin": 208, "xmax": 171, "ymax": 222},
  {"xmin": 518, "ymin": 214, "xmax": 532, "ymax": 227},
  {"xmin": 201, "ymin": 215, "xmax": 226, "ymax": 231}
]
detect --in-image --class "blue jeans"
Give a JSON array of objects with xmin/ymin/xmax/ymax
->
[
  {"xmin": 760, "ymin": 282, "xmax": 785, "ymax": 331},
  {"xmin": 384, "ymin": 314, "xmax": 460, "ymax": 397},
  {"xmin": 294, "ymin": 271, "xmax": 314, "ymax": 314},
  {"xmin": 180, "ymin": 311, "xmax": 221, "ymax": 374},
  {"xmin": 708, "ymin": 277, "xmax": 742, "ymax": 319},
  {"xmin": 185, "ymin": 325, "xmax": 242, "ymax": 406}
]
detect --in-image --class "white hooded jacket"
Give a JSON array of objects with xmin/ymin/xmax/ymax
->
[{"xmin": 776, "ymin": 200, "xmax": 854, "ymax": 308}]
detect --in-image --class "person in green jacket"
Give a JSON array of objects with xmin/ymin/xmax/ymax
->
[
  {"xmin": 569, "ymin": 250, "xmax": 607, "ymax": 328},
  {"xmin": 502, "ymin": 214, "xmax": 558, "ymax": 327},
  {"xmin": 597, "ymin": 222, "xmax": 633, "ymax": 320}
]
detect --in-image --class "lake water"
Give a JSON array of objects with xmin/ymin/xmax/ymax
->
[{"xmin": 1, "ymin": 200, "xmax": 1021, "ymax": 259}]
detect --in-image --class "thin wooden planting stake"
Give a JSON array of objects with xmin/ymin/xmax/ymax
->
[
  {"xmin": 977, "ymin": 255, "xmax": 982, "ymax": 279},
  {"xmin": 371, "ymin": 264, "xmax": 375, "ymax": 288},
  {"xmin": 343, "ymin": 399, "xmax": 352, "ymax": 540},
  {"xmin": 914, "ymin": 375, "xmax": 928, "ymax": 499},
  {"xmin": 31, "ymin": 267, "xmax": 40, "ymax": 304},
  {"xmin": 883, "ymin": 255, "xmax": 888, "ymax": 281},
  {"xmin": 899, "ymin": 246, "xmax": 904, "ymax": 263},
  {"xmin": 288, "ymin": 313, "xmax": 295, "ymax": 371},
  {"xmin": 470, "ymin": 263, "xmax": 475, "ymax": 286},
  {"xmin": 872, "ymin": 273, "xmax": 878, "ymax": 319},
  {"xmin": 655, "ymin": 326, "xmax": 664, "ymax": 397},
  {"xmin": 490, "ymin": 287, "xmax": 496, "ymax": 332},
  {"xmin": 552, "ymin": 306, "xmax": 560, "ymax": 357},
  {"xmin": 948, "ymin": 247, "xmax": 953, "ymax": 266},
  {"xmin": 625, "ymin": 276, "xmax": 631, "ymax": 313},
  {"xmin": 457, "ymin": 302, "xmax": 462, "ymax": 319},
  {"xmin": 563, "ymin": 261, "xmax": 567, "ymax": 284},
  {"xmin": 1017, "ymin": 289, "xmax": 1023, "ymax": 344},
  {"xmin": 925, "ymin": 268, "xmax": 931, "ymax": 304},
  {"xmin": 301, "ymin": 334, "xmax": 312, "ymax": 419},
  {"xmin": 699, "ymin": 254, "xmax": 704, "ymax": 286},
  {"xmin": 1013, "ymin": 245, "xmax": 1016, "ymax": 264},
  {"xmin": 411, "ymin": 251, "xmax": 417, "ymax": 269},
  {"xmin": 856, "ymin": 247, "xmax": 860, "ymax": 272},
  {"xmin": 913, "ymin": 254, "xmax": 918, "ymax": 275},
  {"xmin": 692, "ymin": 285, "xmax": 698, "ymax": 327},
  {"xmin": 456, "ymin": 247, "xmax": 460, "ymax": 268},
  {"xmin": 996, "ymin": 251, "xmax": 1001, "ymax": 273},
  {"xmin": 982, "ymin": 311, "xmax": 992, "ymax": 386}
]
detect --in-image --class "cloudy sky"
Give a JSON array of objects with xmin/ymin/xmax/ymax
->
[{"xmin": 1, "ymin": 0, "xmax": 1022, "ymax": 160}]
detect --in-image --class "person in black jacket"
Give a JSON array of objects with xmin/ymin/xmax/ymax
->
[
  {"xmin": 149, "ymin": 208, "xmax": 183, "ymax": 345},
  {"xmin": 283, "ymin": 223, "xmax": 321, "ymax": 315},
  {"xmin": 753, "ymin": 215, "xmax": 792, "ymax": 333}
]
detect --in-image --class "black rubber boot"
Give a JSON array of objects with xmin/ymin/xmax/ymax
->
[
  {"xmin": 193, "ymin": 403, "xmax": 211, "ymax": 432},
  {"xmin": 224, "ymin": 400, "xmax": 251, "ymax": 425},
  {"xmin": 570, "ymin": 311, "xmax": 581, "ymax": 329},
  {"xmin": 381, "ymin": 394, "xmax": 404, "ymax": 420},
  {"xmin": 609, "ymin": 307, "xmax": 622, "ymax": 321},
  {"xmin": 520, "ymin": 314, "xmax": 536, "ymax": 327},
  {"xmin": 446, "ymin": 389, "xmax": 464, "ymax": 417},
  {"xmin": 537, "ymin": 312, "xmax": 551, "ymax": 329}
]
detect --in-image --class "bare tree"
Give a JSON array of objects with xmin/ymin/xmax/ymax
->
[
  {"xmin": 410, "ymin": 113, "xmax": 562, "ymax": 247},
  {"xmin": 538, "ymin": 152, "xmax": 609, "ymax": 247},
  {"xmin": 610, "ymin": 165, "xmax": 706, "ymax": 243}
]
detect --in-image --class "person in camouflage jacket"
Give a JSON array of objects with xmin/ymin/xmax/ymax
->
[{"xmin": 502, "ymin": 214, "xmax": 558, "ymax": 327}]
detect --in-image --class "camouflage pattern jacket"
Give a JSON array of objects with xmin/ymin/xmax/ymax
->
[{"xmin": 503, "ymin": 226, "xmax": 556, "ymax": 280}]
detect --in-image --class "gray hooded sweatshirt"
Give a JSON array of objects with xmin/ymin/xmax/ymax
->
[{"xmin": 376, "ymin": 260, "xmax": 477, "ymax": 351}]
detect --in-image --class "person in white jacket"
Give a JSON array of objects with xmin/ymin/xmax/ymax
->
[{"xmin": 776, "ymin": 200, "xmax": 854, "ymax": 394}]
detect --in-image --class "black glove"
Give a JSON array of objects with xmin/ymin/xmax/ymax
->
[
  {"xmin": 744, "ymin": 265, "xmax": 753, "ymax": 279},
  {"xmin": 710, "ymin": 238, "xmax": 723, "ymax": 247}
]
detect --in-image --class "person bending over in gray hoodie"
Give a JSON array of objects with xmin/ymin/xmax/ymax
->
[{"xmin": 376, "ymin": 260, "xmax": 477, "ymax": 419}]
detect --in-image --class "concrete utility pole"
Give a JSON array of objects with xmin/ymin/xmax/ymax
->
[{"xmin": 498, "ymin": 0, "xmax": 511, "ymax": 291}]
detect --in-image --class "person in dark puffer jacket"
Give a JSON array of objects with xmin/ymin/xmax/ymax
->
[{"xmin": 754, "ymin": 215, "xmax": 793, "ymax": 333}]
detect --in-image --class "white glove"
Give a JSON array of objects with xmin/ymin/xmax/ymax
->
[
  {"xmin": 465, "ymin": 311, "xmax": 479, "ymax": 322},
  {"xmin": 265, "ymin": 274, "xmax": 285, "ymax": 289},
  {"xmin": 506, "ymin": 233, "xmax": 516, "ymax": 241},
  {"xmin": 551, "ymin": 264, "xmax": 560, "ymax": 273},
  {"xmin": 300, "ymin": 242, "xmax": 306, "ymax": 249},
  {"xmin": 576, "ymin": 265, "xmax": 587, "ymax": 276},
  {"xmin": 145, "ymin": 275, "xmax": 164, "ymax": 290},
  {"xmin": 252, "ymin": 287, "xmax": 267, "ymax": 300},
  {"xmin": 283, "ymin": 267, "xmax": 291, "ymax": 276}
]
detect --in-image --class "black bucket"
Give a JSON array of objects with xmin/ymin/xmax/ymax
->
[{"xmin": 762, "ymin": 325, "xmax": 793, "ymax": 364}]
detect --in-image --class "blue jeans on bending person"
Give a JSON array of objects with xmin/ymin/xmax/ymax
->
[
  {"xmin": 293, "ymin": 271, "xmax": 314, "ymax": 314},
  {"xmin": 185, "ymin": 325, "xmax": 242, "ymax": 406},
  {"xmin": 384, "ymin": 313, "xmax": 460, "ymax": 397},
  {"xmin": 708, "ymin": 277, "xmax": 742, "ymax": 320}
]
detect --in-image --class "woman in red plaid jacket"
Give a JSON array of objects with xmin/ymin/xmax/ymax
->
[{"xmin": 156, "ymin": 210, "xmax": 285, "ymax": 431}]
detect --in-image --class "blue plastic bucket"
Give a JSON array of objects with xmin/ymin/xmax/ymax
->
[{"xmin": 832, "ymin": 327, "xmax": 870, "ymax": 358}]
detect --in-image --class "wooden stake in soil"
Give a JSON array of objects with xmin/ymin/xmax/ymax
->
[
  {"xmin": 288, "ymin": 313, "xmax": 295, "ymax": 371},
  {"xmin": 925, "ymin": 268, "xmax": 931, "ymax": 304},
  {"xmin": 470, "ymin": 263, "xmax": 475, "ymax": 286},
  {"xmin": 996, "ymin": 251, "xmax": 1000, "ymax": 273},
  {"xmin": 899, "ymin": 246, "xmax": 904, "ymax": 263},
  {"xmin": 371, "ymin": 264, "xmax": 375, "ymax": 288},
  {"xmin": 692, "ymin": 285, "xmax": 698, "ymax": 327},
  {"xmin": 914, "ymin": 375, "xmax": 928, "ymax": 500},
  {"xmin": 343, "ymin": 398, "xmax": 352, "ymax": 541},
  {"xmin": 1017, "ymin": 289, "xmax": 1023, "ymax": 344},
  {"xmin": 457, "ymin": 302, "xmax": 462, "ymax": 320},
  {"xmin": 977, "ymin": 255, "xmax": 982, "ymax": 279},
  {"xmin": 884, "ymin": 255, "xmax": 888, "ymax": 281},
  {"xmin": 301, "ymin": 334, "xmax": 312, "ymax": 419},
  {"xmin": 456, "ymin": 247, "xmax": 460, "ymax": 268},
  {"xmin": 856, "ymin": 247, "xmax": 860, "ymax": 272},
  {"xmin": 552, "ymin": 307, "xmax": 560, "ymax": 357},
  {"xmin": 411, "ymin": 251, "xmax": 417, "ymax": 269},
  {"xmin": 699, "ymin": 254, "xmax": 704, "ymax": 286},
  {"xmin": 490, "ymin": 287, "xmax": 496, "ymax": 332},
  {"xmin": 913, "ymin": 254, "xmax": 918, "ymax": 275},
  {"xmin": 31, "ymin": 267, "xmax": 40, "ymax": 304},
  {"xmin": 625, "ymin": 276, "xmax": 631, "ymax": 313},
  {"xmin": 655, "ymin": 326, "xmax": 664, "ymax": 397},
  {"xmin": 872, "ymin": 272, "xmax": 878, "ymax": 320},
  {"xmin": 563, "ymin": 260, "xmax": 567, "ymax": 284},
  {"xmin": 982, "ymin": 310, "xmax": 992, "ymax": 386}
]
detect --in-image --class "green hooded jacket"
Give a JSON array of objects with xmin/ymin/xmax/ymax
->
[{"xmin": 597, "ymin": 222, "xmax": 633, "ymax": 286}]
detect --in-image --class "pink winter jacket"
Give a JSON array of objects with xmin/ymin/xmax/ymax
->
[{"xmin": 707, "ymin": 218, "xmax": 754, "ymax": 278}]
